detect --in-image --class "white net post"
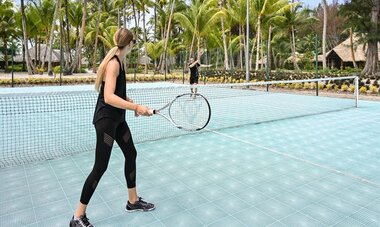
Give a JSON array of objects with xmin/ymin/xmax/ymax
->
[{"xmin": 354, "ymin": 75, "xmax": 359, "ymax": 108}]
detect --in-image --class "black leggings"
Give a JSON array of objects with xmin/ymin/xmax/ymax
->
[{"xmin": 80, "ymin": 118, "xmax": 137, "ymax": 205}]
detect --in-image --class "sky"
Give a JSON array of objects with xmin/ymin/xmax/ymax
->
[{"xmin": 302, "ymin": 0, "xmax": 341, "ymax": 8}]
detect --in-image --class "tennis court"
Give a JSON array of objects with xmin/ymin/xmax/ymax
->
[{"xmin": 1, "ymin": 79, "xmax": 380, "ymax": 227}]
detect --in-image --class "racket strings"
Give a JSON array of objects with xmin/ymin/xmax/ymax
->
[{"xmin": 169, "ymin": 94, "xmax": 210, "ymax": 130}]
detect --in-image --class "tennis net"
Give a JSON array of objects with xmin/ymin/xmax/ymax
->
[{"xmin": 0, "ymin": 76, "xmax": 358, "ymax": 167}]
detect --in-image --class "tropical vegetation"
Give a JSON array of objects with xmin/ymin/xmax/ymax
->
[{"xmin": 0, "ymin": 0, "xmax": 379, "ymax": 77}]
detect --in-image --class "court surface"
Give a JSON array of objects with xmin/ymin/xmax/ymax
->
[{"xmin": 0, "ymin": 83, "xmax": 379, "ymax": 227}]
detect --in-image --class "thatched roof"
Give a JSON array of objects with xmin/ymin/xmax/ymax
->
[
  {"xmin": 13, "ymin": 44, "xmax": 61, "ymax": 63},
  {"xmin": 319, "ymin": 36, "xmax": 380, "ymax": 62}
]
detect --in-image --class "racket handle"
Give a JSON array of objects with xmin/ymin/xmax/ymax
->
[{"xmin": 148, "ymin": 109, "xmax": 157, "ymax": 115}]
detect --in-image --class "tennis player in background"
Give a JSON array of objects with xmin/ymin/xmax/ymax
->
[
  {"xmin": 70, "ymin": 28, "xmax": 155, "ymax": 227},
  {"xmin": 188, "ymin": 49, "xmax": 212, "ymax": 95}
]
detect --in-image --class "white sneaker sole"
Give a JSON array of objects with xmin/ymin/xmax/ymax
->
[{"xmin": 125, "ymin": 207, "xmax": 155, "ymax": 213}]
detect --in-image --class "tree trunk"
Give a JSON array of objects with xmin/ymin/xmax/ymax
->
[
  {"xmin": 291, "ymin": 25, "xmax": 299, "ymax": 70},
  {"xmin": 221, "ymin": 18, "xmax": 229, "ymax": 70},
  {"xmin": 189, "ymin": 32, "xmax": 196, "ymax": 59},
  {"xmin": 183, "ymin": 32, "xmax": 196, "ymax": 72},
  {"xmin": 21, "ymin": 0, "xmax": 33, "ymax": 74},
  {"xmin": 161, "ymin": 0, "xmax": 175, "ymax": 74},
  {"xmin": 92, "ymin": 1, "xmax": 101, "ymax": 73},
  {"xmin": 349, "ymin": 27, "xmax": 358, "ymax": 69},
  {"xmin": 230, "ymin": 36, "xmax": 235, "ymax": 69},
  {"xmin": 48, "ymin": 0, "xmax": 61, "ymax": 76},
  {"xmin": 142, "ymin": 4, "xmax": 148, "ymax": 74},
  {"xmin": 64, "ymin": 0, "xmax": 71, "ymax": 75},
  {"xmin": 362, "ymin": 0, "xmax": 379, "ymax": 76},
  {"xmin": 22, "ymin": 44, "xmax": 26, "ymax": 71},
  {"xmin": 260, "ymin": 34, "xmax": 264, "ymax": 70},
  {"xmin": 40, "ymin": 32, "xmax": 50, "ymax": 70},
  {"xmin": 322, "ymin": 0, "xmax": 327, "ymax": 69},
  {"xmin": 250, "ymin": 30, "xmax": 257, "ymax": 69},
  {"xmin": 132, "ymin": 0, "xmax": 139, "ymax": 75},
  {"xmin": 239, "ymin": 25, "xmax": 243, "ymax": 70},
  {"xmin": 154, "ymin": 0, "xmax": 157, "ymax": 42},
  {"xmin": 70, "ymin": 0, "xmax": 87, "ymax": 74},
  {"xmin": 3, "ymin": 39, "xmax": 8, "ymax": 73},
  {"xmin": 255, "ymin": 17, "xmax": 261, "ymax": 71},
  {"xmin": 267, "ymin": 25, "xmax": 272, "ymax": 70},
  {"xmin": 272, "ymin": 48, "xmax": 277, "ymax": 69},
  {"xmin": 35, "ymin": 37, "xmax": 38, "ymax": 66},
  {"xmin": 196, "ymin": 35, "xmax": 201, "ymax": 60}
]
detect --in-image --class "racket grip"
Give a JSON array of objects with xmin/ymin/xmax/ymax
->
[{"xmin": 148, "ymin": 109, "xmax": 156, "ymax": 115}]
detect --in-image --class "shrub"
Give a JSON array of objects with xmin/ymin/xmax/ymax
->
[
  {"xmin": 359, "ymin": 86, "xmax": 367, "ymax": 94},
  {"xmin": 326, "ymin": 83, "xmax": 334, "ymax": 91},
  {"xmin": 294, "ymin": 83, "xmax": 303, "ymax": 89},
  {"xmin": 318, "ymin": 82, "xmax": 324, "ymax": 90},
  {"xmin": 369, "ymin": 85, "xmax": 379, "ymax": 94},
  {"xmin": 341, "ymin": 84, "xmax": 349, "ymax": 92},
  {"xmin": 11, "ymin": 65, "xmax": 23, "ymax": 72},
  {"xmin": 349, "ymin": 85, "xmax": 356, "ymax": 93},
  {"xmin": 53, "ymin": 66, "xmax": 61, "ymax": 75},
  {"xmin": 36, "ymin": 67, "xmax": 44, "ymax": 75}
]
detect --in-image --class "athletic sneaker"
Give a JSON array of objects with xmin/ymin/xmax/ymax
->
[
  {"xmin": 69, "ymin": 214, "xmax": 93, "ymax": 227},
  {"xmin": 126, "ymin": 197, "xmax": 155, "ymax": 212}
]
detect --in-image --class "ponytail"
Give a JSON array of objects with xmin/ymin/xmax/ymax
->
[{"xmin": 95, "ymin": 47, "xmax": 118, "ymax": 92}]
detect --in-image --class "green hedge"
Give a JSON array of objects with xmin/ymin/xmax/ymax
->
[{"xmin": 0, "ymin": 74, "xmax": 188, "ymax": 86}]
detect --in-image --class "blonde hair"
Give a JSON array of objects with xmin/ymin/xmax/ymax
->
[{"xmin": 95, "ymin": 28, "xmax": 134, "ymax": 92}]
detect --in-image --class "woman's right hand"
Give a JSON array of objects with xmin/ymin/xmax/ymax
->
[{"xmin": 135, "ymin": 105, "xmax": 153, "ymax": 117}]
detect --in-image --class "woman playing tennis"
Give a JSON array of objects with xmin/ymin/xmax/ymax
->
[{"xmin": 70, "ymin": 28, "xmax": 155, "ymax": 227}]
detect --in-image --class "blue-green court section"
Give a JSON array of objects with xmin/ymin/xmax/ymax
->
[{"xmin": 0, "ymin": 83, "xmax": 379, "ymax": 227}]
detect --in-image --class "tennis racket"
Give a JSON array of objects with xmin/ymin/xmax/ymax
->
[{"xmin": 149, "ymin": 93, "xmax": 211, "ymax": 131}]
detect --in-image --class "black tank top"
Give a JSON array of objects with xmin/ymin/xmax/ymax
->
[{"xmin": 93, "ymin": 56, "xmax": 126, "ymax": 124}]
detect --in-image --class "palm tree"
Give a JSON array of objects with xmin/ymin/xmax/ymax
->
[
  {"xmin": 63, "ymin": 0, "xmax": 71, "ymax": 74},
  {"xmin": 47, "ymin": 0, "xmax": 61, "ymax": 75},
  {"xmin": 219, "ymin": 0, "xmax": 229, "ymax": 70},
  {"xmin": 20, "ymin": 0, "xmax": 34, "ymax": 74},
  {"xmin": 362, "ymin": 0, "xmax": 379, "ymax": 76},
  {"xmin": 174, "ymin": 0, "xmax": 225, "ymax": 60},
  {"xmin": 139, "ymin": 0, "xmax": 155, "ymax": 74},
  {"xmin": 91, "ymin": 0, "xmax": 102, "ymax": 73},
  {"xmin": 162, "ymin": 0, "xmax": 175, "ymax": 74},
  {"xmin": 322, "ymin": 0, "xmax": 327, "ymax": 69},
  {"xmin": 227, "ymin": 0, "xmax": 248, "ymax": 70},
  {"xmin": 30, "ymin": 0, "xmax": 55, "ymax": 69},
  {"xmin": 349, "ymin": 27, "xmax": 358, "ymax": 69},
  {"xmin": 264, "ymin": 0, "xmax": 292, "ymax": 70},
  {"xmin": 280, "ymin": 5, "xmax": 316, "ymax": 70},
  {"xmin": 340, "ymin": 0, "xmax": 379, "ymax": 75},
  {"xmin": 70, "ymin": 0, "xmax": 87, "ymax": 74},
  {"xmin": 146, "ymin": 39, "xmax": 164, "ymax": 71},
  {"xmin": 0, "ymin": 0, "xmax": 17, "ymax": 73}
]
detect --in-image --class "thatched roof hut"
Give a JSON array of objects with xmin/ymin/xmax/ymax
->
[
  {"xmin": 23, "ymin": 44, "xmax": 61, "ymax": 63},
  {"xmin": 318, "ymin": 36, "xmax": 380, "ymax": 69}
]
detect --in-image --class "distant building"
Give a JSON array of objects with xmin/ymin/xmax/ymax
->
[
  {"xmin": 318, "ymin": 36, "xmax": 380, "ymax": 69},
  {"xmin": 21, "ymin": 44, "xmax": 61, "ymax": 67}
]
